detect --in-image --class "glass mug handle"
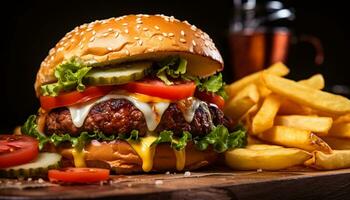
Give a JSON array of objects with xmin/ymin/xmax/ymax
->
[{"xmin": 293, "ymin": 34, "xmax": 324, "ymax": 65}]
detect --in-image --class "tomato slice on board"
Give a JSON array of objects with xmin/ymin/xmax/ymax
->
[
  {"xmin": 120, "ymin": 80, "xmax": 196, "ymax": 100},
  {"xmin": 0, "ymin": 135, "xmax": 39, "ymax": 168},
  {"xmin": 195, "ymin": 91, "xmax": 225, "ymax": 110},
  {"xmin": 40, "ymin": 86, "xmax": 113, "ymax": 111},
  {"xmin": 48, "ymin": 168, "xmax": 110, "ymax": 183}
]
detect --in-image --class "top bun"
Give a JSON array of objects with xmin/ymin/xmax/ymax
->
[{"xmin": 35, "ymin": 14, "xmax": 224, "ymax": 95}]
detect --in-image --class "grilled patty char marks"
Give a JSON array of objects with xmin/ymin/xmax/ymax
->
[{"xmin": 45, "ymin": 99, "xmax": 233, "ymax": 136}]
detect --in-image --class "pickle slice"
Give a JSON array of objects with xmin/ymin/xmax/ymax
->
[
  {"xmin": 0, "ymin": 153, "xmax": 61, "ymax": 178},
  {"xmin": 84, "ymin": 61, "xmax": 152, "ymax": 86}
]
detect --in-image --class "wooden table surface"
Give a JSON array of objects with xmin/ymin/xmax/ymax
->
[{"xmin": 1, "ymin": 168, "xmax": 350, "ymax": 200}]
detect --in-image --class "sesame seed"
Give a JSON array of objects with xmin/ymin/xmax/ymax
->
[
  {"xmin": 183, "ymin": 20, "xmax": 190, "ymax": 25},
  {"xmin": 107, "ymin": 47, "xmax": 113, "ymax": 51},
  {"xmin": 168, "ymin": 32, "xmax": 174, "ymax": 37},
  {"xmin": 86, "ymin": 27, "xmax": 92, "ymax": 32},
  {"xmin": 124, "ymin": 29, "xmax": 129, "ymax": 34},
  {"xmin": 162, "ymin": 32, "xmax": 168, "ymax": 37},
  {"xmin": 138, "ymin": 40, "xmax": 143, "ymax": 46},
  {"xmin": 92, "ymin": 31, "xmax": 96, "ymax": 36},
  {"xmin": 125, "ymin": 49, "xmax": 130, "ymax": 55},
  {"xmin": 143, "ymin": 14, "xmax": 150, "ymax": 17},
  {"xmin": 70, "ymin": 38, "xmax": 75, "ymax": 43},
  {"xmin": 67, "ymin": 34, "xmax": 72, "ymax": 39},
  {"xmin": 102, "ymin": 32, "xmax": 109, "ymax": 37},
  {"xmin": 154, "ymin": 25, "xmax": 160, "ymax": 30},
  {"xmin": 80, "ymin": 45, "xmax": 84, "ymax": 49},
  {"xmin": 180, "ymin": 38, "xmax": 186, "ymax": 43},
  {"xmin": 191, "ymin": 25, "xmax": 197, "ymax": 31},
  {"xmin": 158, "ymin": 36, "xmax": 164, "ymax": 41},
  {"xmin": 136, "ymin": 20, "xmax": 143, "ymax": 24},
  {"xmin": 192, "ymin": 40, "xmax": 196, "ymax": 46},
  {"xmin": 101, "ymin": 20, "xmax": 107, "ymax": 24},
  {"xmin": 115, "ymin": 31, "xmax": 119, "ymax": 38},
  {"xmin": 181, "ymin": 30, "xmax": 185, "ymax": 36},
  {"xmin": 136, "ymin": 25, "xmax": 141, "ymax": 29},
  {"xmin": 143, "ymin": 27, "xmax": 148, "ymax": 31},
  {"xmin": 108, "ymin": 28, "xmax": 113, "ymax": 32},
  {"xmin": 79, "ymin": 31, "xmax": 85, "ymax": 36},
  {"xmin": 134, "ymin": 37, "xmax": 140, "ymax": 40},
  {"xmin": 89, "ymin": 37, "xmax": 95, "ymax": 42},
  {"xmin": 164, "ymin": 17, "xmax": 170, "ymax": 22},
  {"xmin": 169, "ymin": 16, "xmax": 175, "ymax": 22},
  {"xmin": 195, "ymin": 33, "xmax": 200, "ymax": 38},
  {"xmin": 122, "ymin": 23, "xmax": 128, "ymax": 26}
]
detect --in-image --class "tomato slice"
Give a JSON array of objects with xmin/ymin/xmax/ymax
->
[
  {"xmin": 48, "ymin": 168, "xmax": 110, "ymax": 183},
  {"xmin": 40, "ymin": 86, "xmax": 113, "ymax": 110},
  {"xmin": 121, "ymin": 80, "xmax": 196, "ymax": 100},
  {"xmin": 0, "ymin": 135, "xmax": 39, "ymax": 168},
  {"xmin": 195, "ymin": 91, "xmax": 225, "ymax": 110}
]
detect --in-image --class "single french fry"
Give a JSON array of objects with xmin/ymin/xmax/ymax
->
[
  {"xmin": 298, "ymin": 74, "xmax": 325, "ymax": 90},
  {"xmin": 225, "ymin": 144, "xmax": 311, "ymax": 170},
  {"xmin": 278, "ymin": 99, "xmax": 314, "ymax": 115},
  {"xmin": 322, "ymin": 137, "xmax": 350, "ymax": 150},
  {"xmin": 224, "ymin": 96, "xmax": 256, "ymax": 121},
  {"xmin": 328, "ymin": 123, "xmax": 350, "ymax": 138},
  {"xmin": 262, "ymin": 73, "xmax": 350, "ymax": 114},
  {"xmin": 258, "ymin": 126, "xmax": 332, "ymax": 153},
  {"xmin": 251, "ymin": 94, "xmax": 281, "ymax": 134},
  {"xmin": 232, "ymin": 84, "xmax": 260, "ymax": 103},
  {"xmin": 226, "ymin": 62, "xmax": 289, "ymax": 96},
  {"xmin": 334, "ymin": 114, "xmax": 350, "ymax": 124},
  {"xmin": 274, "ymin": 115, "xmax": 333, "ymax": 135},
  {"xmin": 305, "ymin": 150, "xmax": 350, "ymax": 170}
]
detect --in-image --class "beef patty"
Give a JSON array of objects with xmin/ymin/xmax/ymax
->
[{"xmin": 45, "ymin": 99, "xmax": 233, "ymax": 137}]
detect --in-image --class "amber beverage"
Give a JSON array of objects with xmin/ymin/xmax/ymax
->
[{"xmin": 230, "ymin": 28, "xmax": 290, "ymax": 80}]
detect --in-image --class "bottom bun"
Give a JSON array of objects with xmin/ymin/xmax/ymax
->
[{"xmin": 59, "ymin": 140, "xmax": 217, "ymax": 173}]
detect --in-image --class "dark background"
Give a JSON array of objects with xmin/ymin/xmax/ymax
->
[{"xmin": 1, "ymin": 0, "xmax": 349, "ymax": 133}]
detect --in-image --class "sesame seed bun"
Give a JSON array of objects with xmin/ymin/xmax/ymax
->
[
  {"xmin": 35, "ymin": 14, "xmax": 224, "ymax": 96},
  {"xmin": 59, "ymin": 140, "xmax": 218, "ymax": 174}
]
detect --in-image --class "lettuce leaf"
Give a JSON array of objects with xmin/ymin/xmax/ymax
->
[
  {"xmin": 40, "ymin": 57, "xmax": 92, "ymax": 96},
  {"xmin": 156, "ymin": 57, "xmax": 187, "ymax": 85},
  {"xmin": 194, "ymin": 125, "xmax": 247, "ymax": 153},
  {"xmin": 152, "ymin": 130, "xmax": 192, "ymax": 151},
  {"xmin": 21, "ymin": 115, "xmax": 49, "ymax": 150},
  {"xmin": 191, "ymin": 73, "xmax": 228, "ymax": 100}
]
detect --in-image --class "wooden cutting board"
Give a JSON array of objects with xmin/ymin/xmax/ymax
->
[{"xmin": 1, "ymin": 168, "xmax": 350, "ymax": 200}]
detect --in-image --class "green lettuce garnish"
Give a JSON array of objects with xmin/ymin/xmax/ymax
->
[
  {"xmin": 194, "ymin": 125, "xmax": 247, "ymax": 153},
  {"xmin": 21, "ymin": 115, "xmax": 49, "ymax": 150},
  {"xmin": 22, "ymin": 115, "xmax": 246, "ymax": 153},
  {"xmin": 191, "ymin": 73, "xmax": 228, "ymax": 100},
  {"xmin": 40, "ymin": 57, "xmax": 92, "ymax": 96},
  {"xmin": 156, "ymin": 57, "xmax": 187, "ymax": 85},
  {"xmin": 152, "ymin": 130, "xmax": 192, "ymax": 150}
]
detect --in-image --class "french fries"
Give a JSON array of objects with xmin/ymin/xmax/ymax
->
[
  {"xmin": 224, "ymin": 96, "xmax": 256, "ymax": 121},
  {"xmin": 225, "ymin": 144, "xmax": 311, "ymax": 170},
  {"xmin": 322, "ymin": 137, "xmax": 350, "ymax": 150},
  {"xmin": 298, "ymin": 74, "xmax": 325, "ymax": 90},
  {"xmin": 251, "ymin": 94, "xmax": 281, "ymax": 134},
  {"xmin": 262, "ymin": 73, "xmax": 350, "ymax": 114},
  {"xmin": 274, "ymin": 115, "xmax": 333, "ymax": 135},
  {"xmin": 258, "ymin": 126, "xmax": 332, "ymax": 153},
  {"xmin": 225, "ymin": 62, "xmax": 289, "ymax": 96},
  {"xmin": 224, "ymin": 63, "xmax": 350, "ymax": 171},
  {"xmin": 278, "ymin": 99, "xmax": 313, "ymax": 115},
  {"xmin": 305, "ymin": 150, "xmax": 350, "ymax": 170},
  {"xmin": 328, "ymin": 123, "xmax": 350, "ymax": 138}
]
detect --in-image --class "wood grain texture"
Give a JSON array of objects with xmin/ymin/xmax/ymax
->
[{"xmin": 1, "ymin": 168, "xmax": 350, "ymax": 200}]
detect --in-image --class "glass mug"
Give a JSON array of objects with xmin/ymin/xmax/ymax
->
[{"xmin": 229, "ymin": 0, "xmax": 324, "ymax": 80}]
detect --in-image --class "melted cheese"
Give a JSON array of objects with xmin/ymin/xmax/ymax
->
[
  {"xmin": 181, "ymin": 99, "xmax": 201, "ymax": 123},
  {"xmin": 68, "ymin": 91, "xmax": 170, "ymax": 131},
  {"xmin": 71, "ymin": 149, "xmax": 86, "ymax": 167},
  {"xmin": 128, "ymin": 136, "xmax": 157, "ymax": 172},
  {"xmin": 173, "ymin": 149, "xmax": 186, "ymax": 171}
]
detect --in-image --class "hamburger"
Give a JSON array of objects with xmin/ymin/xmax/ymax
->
[{"xmin": 21, "ymin": 14, "xmax": 246, "ymax": 174}]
